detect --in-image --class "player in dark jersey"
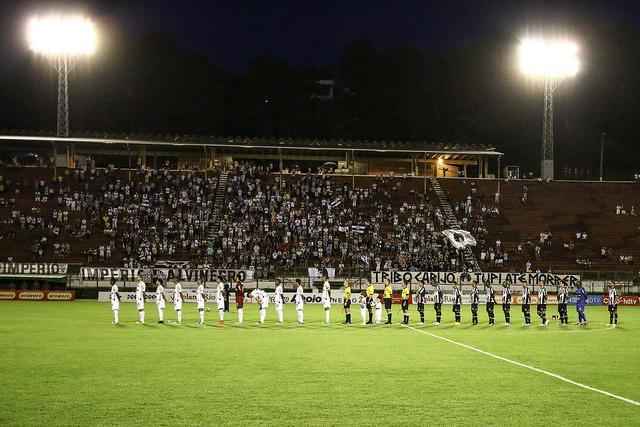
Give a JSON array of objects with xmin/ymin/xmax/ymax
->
[
  {"xmin": 501, "ymin": 284, "xmax": 512, "ymax": 326},
  {"xmin": 433, "ymin": 283, "xmax": 443, "ymax": 325},
  {"xmin": 415, "ymin": 281, "xmax": 427, "ymax": 324},
  {"xmin": 537, "ymin": 283, "xmax": 549, "ymax": 326},
  {"xmin": 485, "ymin": 284, "xmax": 496, "ymax": 326},
  {"xmin": 470, "ymin": 281, "xmax": 480, "ymax": 325},
  {"xmin": 452, "ymin": 282, "xmax": 462, "ymax": 324},
  {"xmin": 521, "ymin": 284, "xmax": 531, "ymax": 326},
  {"xmin": 607, "ymin": 282, "xmax": 618, "ymax": 327},
  {"xmin": 235, "ymin": 279, "xmax": 245, "ymax": 324},
  {"xmin": 557, "ymin": 284, "xmax": 569, "ymax": 325}
]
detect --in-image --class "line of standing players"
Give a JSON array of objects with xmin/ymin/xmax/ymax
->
[
  {"xmin": 364, "ymin": 279, "xmax": 619, "ymax": 327},
  {"xmin": 110, "ymin": 275, "xmax": 620, "ymax": 328}
]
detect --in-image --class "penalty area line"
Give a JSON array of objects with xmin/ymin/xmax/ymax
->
[{"xmin": 403, "ymin": 324, "xmax": 640, "ymax": 407}]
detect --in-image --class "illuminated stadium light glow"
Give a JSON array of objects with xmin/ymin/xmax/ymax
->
[
  {"xmin": 25, "ymin": 13, "xmax": 98, "ymax": 137},
  {"xmin": 518, "ymin": 36, "xmax": 582, "ymax": 180},
  {"xmin": 518, "ymin": 37, "xmax": 580, "ymax": 79},
  {"xmin": 27, "ymin": 14, "xmax": 97, "ymax": 56}
]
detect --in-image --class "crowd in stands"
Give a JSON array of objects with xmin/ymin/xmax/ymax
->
[
  {"xmin": 0, "ymin": 165, "xmax": 218, "ymax": 267},
  {"xmin": 214, "ymin": 162, "xmax": 470, "ymax": 275},
  {"xmin": 1, "ymin": 161, "xmax": 639, "ymax": 276}
]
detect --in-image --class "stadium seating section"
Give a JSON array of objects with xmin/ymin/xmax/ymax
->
[{"xmin": 0, "ymin": 165, "xmax": 638, "ymax": 274}]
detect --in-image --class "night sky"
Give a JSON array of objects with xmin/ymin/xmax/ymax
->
[
  {"xmin": 3, "ymin": 0, "xmax": 639, "ymax": 70},
  {"xmin": 1, "ymin": 0, "xmax": 640, "ymax": 177}
]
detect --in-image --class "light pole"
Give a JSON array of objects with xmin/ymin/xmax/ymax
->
[
  {"xmin": 519, "ymin": 38, "xmax": 580, "ymax": 180},
  {"xmin": 27, "ymin": 14, "xmax": 97, "ymax": 137},
  {"xmin": 599, "ymin": 132, "xmax": 606, "ymax": 182}
]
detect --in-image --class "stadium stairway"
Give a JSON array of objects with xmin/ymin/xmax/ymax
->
[
  {"xmin": 431, "ymin": 177, "xmax": 481, "ymax": 271},
  {"xmin": 207, "ymin": 170, "xmax": 229, "ymax": 241}
]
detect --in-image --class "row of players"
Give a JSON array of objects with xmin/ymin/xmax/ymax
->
[{"xmin": 109, "ymin": 278, "xmax": 621, "ymax": 327}]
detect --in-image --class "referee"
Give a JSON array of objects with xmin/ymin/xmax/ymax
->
[
  {"xmin": 401, "ymin": 280, "xmax": 410, "ymax": 324},
  {"xmin": 343, "ymin": 280, "xmax": 352, "ymax": 324},
  {"xmin": 383, "ymin": 279, "xmax": 393, "ymax": 324},
  {"xmin": 366, "ymin": 281, "xmax": 375, "ymax": 324}
]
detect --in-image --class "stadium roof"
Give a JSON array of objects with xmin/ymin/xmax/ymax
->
[{"xmin": 0, "ymin": 133, "xmax": 502, "ymax": 157}]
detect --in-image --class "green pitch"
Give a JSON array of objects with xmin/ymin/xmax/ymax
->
[{"xmin": 0, "ymin": 302, "xmax": 639, "ymax": 426}]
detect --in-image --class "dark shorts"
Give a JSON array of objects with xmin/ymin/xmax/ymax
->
[
  {"xmin": 344, "ymin": 300, "xmax": 351, "ymax": 308},
  {"xmin": 236, "ymin": 302, "xmax": 244, "ymax": 309},
  {"xmin": 401, "ymin": 300, "xmax": 409, "ymax": 310},
  {"xmin": 384, "ymin": 298, "xmax": 392, "ymax": 310},
  {"xmin": 417, "ymin": 303, "xmax": 424, "ymax": 312}
]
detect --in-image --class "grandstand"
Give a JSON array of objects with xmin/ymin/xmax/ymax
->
[{"xmin": 0, "ymin": 135, "xmax": 638, "ymax": 288}]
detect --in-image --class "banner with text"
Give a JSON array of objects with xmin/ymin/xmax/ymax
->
[
  {"xmin": 82, "ymin": 267, "xmax": 253, "ymax": 283},
  {"xmin": 371, "ymin": 271, "xmax": 580, "ymax": 287},
  {"xmin": 0, "ymin": 263, "xmax": 68, "ymax": 278}
]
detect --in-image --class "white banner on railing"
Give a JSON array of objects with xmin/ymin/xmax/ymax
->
[
  {"xmin": 371, "ymin": 271, "xmax": 580, "ymax": 287},
  {"xmin": 82, "ymin": 267, "xmax": 253, "ymax": 283}
]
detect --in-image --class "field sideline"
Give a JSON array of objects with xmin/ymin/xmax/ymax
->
[{"xmin": 0, "ymin": 301, "xmax": 639, "ymax": 426}]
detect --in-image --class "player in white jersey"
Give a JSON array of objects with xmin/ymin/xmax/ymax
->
[
  {"xmin": 294, "ymin": 279, "xmax": 304, "ymax": 324},
  {"xmin": 251, "ymin": 289, "xmax": 269, "ymax": 324},
  {"xmin": 135, "ymin": 278, "xmax": 146, "ymax": 324},
  {"xmin": 274, "ymin": 279, "xmax": 285, "ymax": 324},
  {"xmin": 174, "ymin": 282, "xmax": 184, "ymax": 324},
  {"xmin": 358, "ymin": 292, "xmax": 368, "ymax": 325},
  {"xmin": 216, "ymin": 282, "xmax": 225, "ymax": 324},
  {"xmin": 155, "ymin": 280, "xmax": 166, "ymax": 324},
  {"xmin": 322, "ymin": 278, "xmax": 331, "ymax": 324},
  {"xmin": 196, "ymin": 282, "xmax": 206, "ymax": 326},
  {"xmin": 374, "ymin": 294, "xmax": 383, "ymax": 324},
  {"xmin": 110, "ymin": 279, "xmax": 120, "ymax": 325}
]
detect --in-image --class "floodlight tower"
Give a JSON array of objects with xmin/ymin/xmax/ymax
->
[
  {"xmin": 27, "ymin": 14, "xmax": 97, "ymax": 137},
  {"xmin": 518, "ymin": 38, "xmax": 580, "ymax": 180}
]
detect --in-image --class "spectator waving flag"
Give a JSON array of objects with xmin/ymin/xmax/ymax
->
[
  {"xmin": 442, "ymin": 229, "xmax": 477, "ymax": 249},
  {"xmin": 352, "ymin": 225, "xmax": 367, "ymax": 234},
  {"xmin": 330, "ymin": 198, "xmax": 342, "ymax": 208}
]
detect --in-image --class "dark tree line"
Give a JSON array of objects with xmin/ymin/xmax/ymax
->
[{"xmin": 1, "ymin": 15, "xmax": 640, "ymax": 178}]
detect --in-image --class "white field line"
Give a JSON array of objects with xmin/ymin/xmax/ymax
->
[{"xmin": 403, "ymin": 324, "xmax": 640, "ymax": 407}]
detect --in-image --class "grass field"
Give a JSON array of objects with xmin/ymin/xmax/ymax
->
[{"xmin": 0, "ymin": 301, "xmax": 639, "ymax": 426}]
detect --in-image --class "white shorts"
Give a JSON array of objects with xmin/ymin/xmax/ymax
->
[
  {"xmin": 217, "ymin": 299, "xmax": 225, "ymax": 310},
  {"xmin": 323, "ymin": 301, "xmax": 331, "ymax": 309},
  {"xmin": 111, "ymin": 303, "xmax": 120, "ymax": 311},
  {"xmin": 197, "ymin": 301, "xmax": 205, "ymax": 310},
  {"xmin": 157, "ymin": 301, "xmax": 165, "ymax": 310},
  {"xmin": 174, "ymin": 302, "xmax": 183, "ymax": 311},
  {"xmin": 296, "ymin": 303, "xmax": 304, "ymax": 311},
  {"xmin": 136, "ymin": 301, "xmax": 144, "ymax": 311},
  {"xmin": 275, "ymin": 302, "xmax": 283, "ymax": 311}
]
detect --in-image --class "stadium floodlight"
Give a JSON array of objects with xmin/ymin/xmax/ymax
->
[
  {"xmin": 518, "ymin": 37, "xmax": 581, "ymax": 180},
  {"xmin": 26, "ymin": 14, "xmax": 98, "ymax": 137}
]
